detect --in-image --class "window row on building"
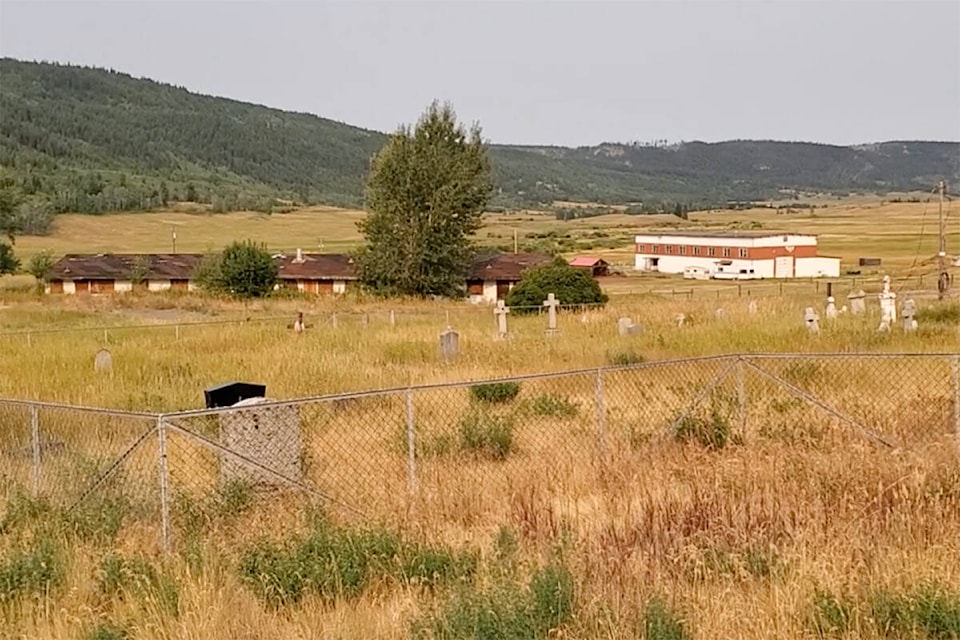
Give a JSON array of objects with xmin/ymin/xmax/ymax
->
[{"xmin": 636, "ymin": 244, "xmax": 749, "ymax": 258}]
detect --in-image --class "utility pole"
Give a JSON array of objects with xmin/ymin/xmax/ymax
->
[{"xmin": 938, "ymin": 180, "xmax": 948, "ymax": 300}]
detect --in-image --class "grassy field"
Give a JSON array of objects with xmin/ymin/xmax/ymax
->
[{"xmin": 1, "ymin": 198, "xmax": 959, "ymax": 639}]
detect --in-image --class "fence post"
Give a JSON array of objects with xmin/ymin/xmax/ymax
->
[
  {"xmin": 405, "ymin": 389, "xmax": 417, "ymax": 493},
  {"xmin": 157, "ymin": 416, "xmax": 171, "ymax": 553},
  {"xmin": 30, "ymin": 405, "xmax": 41, "ymax": 496},
  {"xmin": 737, "ymin": 357, "xmax": 747, "ymax": 434},
  {"xmin": 595, "ymin": 368, "xmax": 607, "ymax": 455},
  {"xmin": 953, "ymin": 356, "xmax": 960, "ymax": 452}
]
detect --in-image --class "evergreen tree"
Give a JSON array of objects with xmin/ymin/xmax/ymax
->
[
  {"xmin": 357, "ymin": 101, "xmax": 492, "ymax": 297},
  {"xmin": 0, "ymin": 242, "xmax": 18, "ymax": 275}
]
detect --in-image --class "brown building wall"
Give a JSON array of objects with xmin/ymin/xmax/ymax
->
[{"xmin": 636, "ymin": 242, "xmax": 818, "ymax": 260}]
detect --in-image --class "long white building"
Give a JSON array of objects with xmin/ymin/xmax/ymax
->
[{"xmin": 634, "ymin": 231, "xmax": 840, "ymax": 278}]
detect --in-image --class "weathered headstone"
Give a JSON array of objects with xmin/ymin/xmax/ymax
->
[
  {"xmin": 675, "ymin": 313, "xmax": 686, "ymax": 327},
  {"xmin": 219, "ymin": 397, "xmax": 303, "ymax": 487},
  {"xmin": 293, "ymin": 312, "xmax": 304, "ymax": 334},
  {"xmin": 804, "ymin": 307, "xmax": 820, "ymax": 334},
  {"xmin": 901, "ymin": 299, "xmax": 918, "ymax": 332},
  {"xmin": 494, "ymin": 300, "xmax": 510, "ymax": 338},
  {"xmin": 878, "ymin": 275, "xmax": 897, "ymax": 332},
  {"xmin": 748, "ymin": 300, "xmax": 758, "ymax": 315},
  {"xmin": 618, "ymin": 317, "xmax": 642, "ymax": 336},
  {"xmin": 825, "ymin": 296, "xmax": 838, "ymax": 320},
  {"xmin": 714, "ymin": 308, "xmax": 725, "ymax": 320},
  {"xmin": 330, "ymin": 313, "xmax": 339, "ymax": 329},
  {"xmin": 848, "ymin": 289, "xmax": 866, "ymax": 315},
  {"xmin": 94, "ymin": 348, "xmax": 112, "ymax": 373},
  {"xmin": 389, "ymin": 310, "xmax": 396, "ymax": 326},
  {"xmin": 543, "ymin": 293, "xmax": 560, "ymax": 334},
  {"xmin": 439, "ymin": 326, "xmax": 459, "ymax": 360}
]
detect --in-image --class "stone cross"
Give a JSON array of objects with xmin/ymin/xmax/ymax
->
[
  {"xmin": 675, "ymin": 313, "xmax": 686, "ymax": 327},
  {"xmin": 494, "ymin": 300, "xmax": 510, "ymax": 337},
  {"xmin": 94, "ymin": 348, "xmax": 113, "ymax": 372},
  {"xmin": 804, "ymin": 307, "xmax": 820, "ymax": 334},
  {"xmin": 901, "ymin": 299, "xmax": 918, "ymax": 332},
  {"xmin": 618, "ymin": 317, "xmax": 641, "ymax": 336},
  {"xmin": 878, "ymin": 275, "xmax": 897, "ymax": 331},
  {"xmin": 825, "ymin": 296, "xmax": 838, "ymax": 320},
  {"xmin": 543, "ymin": 293, "xmax": 560, "ymax": 333},
  {"xmin": 294, "ymin": 312, "xmax": 304, "ymax": 334},
  {"xmin": 714, "ymin": 308, "xmax": 725, "ymax": 320},
  {"xmin": 847, "ymin": 289, "xmax": 866, "ymax": 315},
  {"xmin": 439, "ymin": 326, "xmax": 459, "ymax": 360}
]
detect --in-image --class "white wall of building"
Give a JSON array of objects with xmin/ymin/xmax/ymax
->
[
  {"xmin": 634, "ymin": 234, "xmax": 818, "ymax": 249},
  {"xmin": 333, "ymin": 280, "xmax": 347, "ymax": 294},
  {"xmin": 114, "ymin": 280, "xmax": 133, "ymax": 293},
  {"xmin": 147, "ymin": 279, "xmax": 172, "ymax": 292},
  {"xmin": 795, "ymin": 257, "xmax": 840, "ymax": 278},
  {"xmin": 468, "ymin": 280, "xmax": 505, "ymax": 304}
]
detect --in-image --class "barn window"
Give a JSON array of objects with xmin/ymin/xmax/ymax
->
[
  {"xmin": 722, "ymin": 248, "xmax": 732, "ymax": 257},
  {"xmin": 693, "ymin": 246, "xmax": 701, "ymax": 255},
  {"xmin": 739, "ymin": 248, "xmax": 748, "ymax": 258},
  {"xmin": 707, "ymin": 247, "xmax": 715, "ymax": 257},
  {"xmin": 679, "ymin": 245, "xmax": 686, "ymax": 255}
]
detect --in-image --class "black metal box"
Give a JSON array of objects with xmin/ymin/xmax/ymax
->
[{"xmin": 204, "ymin": 382, "xmax": 266, "ymax": 409}]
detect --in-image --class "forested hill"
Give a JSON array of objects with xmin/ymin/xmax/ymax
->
[{"xmin": 1, "ymin": 58, "xmax": 957, "ymax": 223}]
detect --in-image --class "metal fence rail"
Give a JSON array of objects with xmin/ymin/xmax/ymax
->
[{"xmin": 1, "ymin": 352, "xmax": 957, "ymax": 552}]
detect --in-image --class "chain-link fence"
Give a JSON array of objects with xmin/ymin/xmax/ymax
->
[{"xmin": 1, "ymin": 353, "xmax": 957, "ymax": 552}]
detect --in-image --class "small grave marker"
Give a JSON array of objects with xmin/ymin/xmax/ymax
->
[
  {"xmin": 825, "ymin": 296, "xmax": 838, "ymax": 320},
  {"xmin": 878, "ymin": 275, "xmax": 897, "ymax": 331},
  {"xmin": 439, "ymin": 326, "xmax": 459, "ymax": 360},
  {"xmin": 901, "ymin": 299, "xmax": 918, "ymax": 332},
  {"xmin": 543, "ymin": 293, "xmax": 560, "ymax": 334},
  {"xmin": 804, "ymin": 307, "xmax": 820, "ymax": 334},
  {"xmin": 293, "ymin": 312, "xmax": 304, "ymax": 334},
  {"xmin": 494, "ymin": 300, "xmax": 510, "ymax": 338},
  {"xmin": 94, "ymin": 348, "xmax": 112, "ymax": 373},
  {"xmin": 748, "ymin": 300, "xmax": 758, "ymax": 315},
  {"xmin": 848, "ymin": 289, "xmax": 866, "ymax": 315},
  {"xmin": 675, "ymin": 313, "xmax": 686, "ymax": 327},
  {"xmin": 618, "ymin": 317, "xmax": 642, "ymax": 336},
  {"xmin": 714, "ymin": 308, "xmax": 725, "ymax": 320}
]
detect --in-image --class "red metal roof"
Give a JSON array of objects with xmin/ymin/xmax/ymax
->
[
  {"xmin": 569, "ymin": 256, "xmax": 609, "ymax": 267},
  {"xmin": 275, "ymin": 253, "xmax": 358, "ymax": 281}
]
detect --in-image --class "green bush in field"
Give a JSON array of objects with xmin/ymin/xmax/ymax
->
[
  {"xmin": 470, "ymin": 381, "xmax": 521, "ymax": 404},
  {"xmin": 504, "ymin": 256, "xmax": 608, "ymax": 314},
  {"xmin": 458, "ymin": 411, "xmax": 515, "ymax": 460},
  {"xmin": 0, "ymin": 536, "xmax": 63, "ymax": 604},
  {"xmin": 95, "ymin": 553, "xmax": 180, "ymax": 618},
  {"xmin": 238, "ymin": 520, "xmax": 476, "ymax": 607},
  {"xmin": 528, "ymin": 394, "xmax": 578, "ymax": 418},
  {"xmin": 414, "ymin": 562, "xmax": 575, "ymax": 639},
  {"xmin": 86, "ymin": 622, "xmax": 130, "ymax": 640},
  {"xmin": 643, "ymin": 596, "xmax": 691, "ymax": 640}
]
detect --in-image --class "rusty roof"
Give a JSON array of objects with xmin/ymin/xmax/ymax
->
[
  {"xmin": 275, "ymin": 253, "xmax": 359, "ymax": 280},
  {"xmin": 47, "ymin": 254, "xmax": 203, "ymax": 280},
  {"xmin": 569, "ymin": 256, "xmax": 609, "ymax": 267},
  {"xmin": 467, "ymin": 252, "xmax": 553, "ymax": 281}
]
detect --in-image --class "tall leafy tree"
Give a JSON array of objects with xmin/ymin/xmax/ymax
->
[
  {"xmin": 357, "ymin": 101, "xmax": 492, "ymax": 297},
  {"xmin": 0, "ymin": 188, "xmax": 20, "ymax": 275}
]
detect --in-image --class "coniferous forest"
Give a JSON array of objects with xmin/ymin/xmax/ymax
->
[{"xmin": 1, "ymin": 58, "xmax": 957, "ymax": 232}]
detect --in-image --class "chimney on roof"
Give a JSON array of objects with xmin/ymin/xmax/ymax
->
[{"xmin": 294, "ymin": 248, "xmax": 304, "ymax": 263}]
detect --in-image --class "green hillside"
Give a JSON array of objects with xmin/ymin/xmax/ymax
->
[{"xmin": 1, "ymin": 58, "xmax": 957, "ymax": 228}]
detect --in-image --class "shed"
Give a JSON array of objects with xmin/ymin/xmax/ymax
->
[{"xmin": 568, "ymin": 256, "xmax": 610, "ymax": 277}]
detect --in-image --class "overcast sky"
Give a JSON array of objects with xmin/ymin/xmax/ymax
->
[{"xmin": 1, "ymin": 0, "xmax": 958, "ymax": 146}]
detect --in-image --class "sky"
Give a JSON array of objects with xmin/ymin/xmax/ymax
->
[{"xmin": 1, "ymin": 0, "xmax": 958, "ymax": 147}]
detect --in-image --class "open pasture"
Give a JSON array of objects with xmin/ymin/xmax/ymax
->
[
  {"xmin": 2, "ymin": 287, "xmax": 960, "ymax": 639},
  {"xmin": 8, "ymin": 199, "xmax": 957, "ymax": 277}
]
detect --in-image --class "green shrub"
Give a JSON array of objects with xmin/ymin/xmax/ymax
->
[
  {"xmin": 643, "ymin": 596, "xmax": 690, "ymax": 640},
  {"xmin": 917, "ymin": 303, "xmax": 960, "ymax": 324},
  {"xmin": 0, "ymin": 537, "xmax": 62, "ymax": 604},
  {"xmin": 528, "ymin": 394, "xmax": 578, "ymax": 418},
  {"xmin": 871, "ymin": 585, "xmax": 960, "ymax": 639},
  {"xmin": 195, "ymin": 240, "xmax": 278, "ymax": 298},
  {"xmin": 95, "ymin": 554, "xmax": 180, "ymax": 618},
  {"xmin": 470, "ymin": 381, "xmax": 521, "ymax": 404},
  {"xmin": 238, "ymin": 522, "xmax": 475, "ymax": 606},
  {"xmin": 459, "ymin": 411, "xmax": 515, "ymax": 460},
  {"xmin": 608, "ymin": 350, "xmax": 645, "ymax": 366},
  {"xmin": 504, "ymin": 256, "xmax": 608, "ymax": 314},
  {"xmin": 810, "ymin": 589, "xmax": 854, "ymax": 637},
  {"xmin": 414, "ymin": 562, "xmax": 576, "ymax": 640},
  {"xmin": 218, "ymin": 478, "xmax": 255, "ymax": 518},
  {"xmin": 86, "ymin": 622, "xmax": 130, "ymax": 640},
  {"xmin": 674, "ymin": 406, "xmax": 733, "ymax": 450}
]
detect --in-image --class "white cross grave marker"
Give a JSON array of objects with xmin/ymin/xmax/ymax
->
[
  {"xmin": 543, "ymin": 293, "xmax": 560, "ymax": 333},
  {"xmin": 494, "ymin": 300, "xmax": 510, "ymax": 338}
]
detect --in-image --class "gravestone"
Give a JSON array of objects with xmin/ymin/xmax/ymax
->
[
  {"xmin": 901, "ymin": 299, "xmax": 918, "ymax": 332},
  {"xmin": 675, "ymin": 313, "xmax": 686, "ymax": 327},
  {"xmin": 389, "ymin": 310, "xmax": 396, "ymax": 326},
  {"xmin": 618, "ymin": 317, "xmax": 642, "ymax": 336},
  {"xmin": 439, "ymin": 326, "xmax": 459, "ymax": 360},
  {"xmin": 219, "ymin": 397, "xmax": 303, "ymax": 487},
  {"xmin": 804, "ymin": 307, "xmax": 820, "ymax": 334},
  {"xmin": 848, "ymin": 289, "xmax": 866, "ymax": 315},
  {"xmin": 494, "ymin": 300, "xmax": 510, "ymax": 338},
  {"xmin": 94, "ymin": 349, "xmax": 112, "ymax": 373},
  {"xmin": 878, "ymin": 275, "xmax": 897, "ymax": 332},
  {"xmin": 825, "ymin": 296, "xmax": 838, "ymax": 320},
  {"xmin": 748, "ymin": 300, "xmax": 758, "ymax": 315},
  {"xmin": 330, "ymin": 313, "xmax": 339, "ymax": 329},
  {"xmin": 293, "ymin": 312, "xmax": 304, "ymax": 334},
  {"xmin": 714, "ymin": 308, "xmax": 725, "ymax": 320},
  {"xmin": 543, "ymin": 293, "xmax": 560, "ymax": 334}
]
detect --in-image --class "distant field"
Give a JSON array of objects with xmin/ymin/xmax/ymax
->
[{"xmin": 10, "ymin": 199, "xmax": 957, "ymax": 279}]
